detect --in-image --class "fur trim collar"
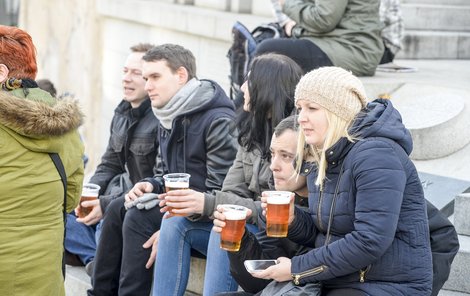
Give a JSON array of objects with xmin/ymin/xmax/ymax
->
[{"xmin": 0, "ymin": 90, "xmax": 83, "ymax": 136}]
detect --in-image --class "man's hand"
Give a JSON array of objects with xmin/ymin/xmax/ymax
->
[
  {"xmin": 284, "ymin": 20, "xmax": 296, "ymax": 37},
  {"xmin": 143, "ymin": 231, "xmax": 160, "ymax": 269},
  {"xmin": 250, "ymin": 257, "xmax": 292, "ymax": 282},
  {"xmin": 126, "ymin": 181, "xmax": 154, "ymax": 202},
  {"xmin": 261, "ymin": 192, "xmax": 295, "ymax": 225},
  {"xmin": 76, "ymin": 199, "xmax": 102, "ymax": 226},
  {"xmin": 158, "ymin": 189, "xmax": 205, "ymax": 217}
]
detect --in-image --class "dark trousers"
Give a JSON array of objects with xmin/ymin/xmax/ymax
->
[
  {"xmin": 254, "ymin": 38, "xmax": 333, "ymax": 73},
  {"xmin": 88, "ymin": 196, "xmax": 163, "ymax": 296}
]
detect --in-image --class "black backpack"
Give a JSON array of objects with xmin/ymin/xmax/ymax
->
[{"xmin": 227, "ymin": 21, "xmax": 285, "ymax": 101}]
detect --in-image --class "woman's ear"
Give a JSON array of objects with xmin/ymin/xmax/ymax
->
[{"xmin": 0, "ymin": 64, "xmax": 9, "ymax": 84}]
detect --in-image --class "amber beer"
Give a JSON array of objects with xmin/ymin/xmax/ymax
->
[
  {"xmin": 266, "ymin": 191, "xmax": 291, "ymax": 237},
  {"xmin": 220, "ymin": 205, "xmax": 248, "ymax": 252},
  {"xmin": 78, "ymin": 183, "xmax": 100, "ymax": 218},
  {"xmin": 163, "ymin": 173, "xmax": 190, "ymax": 216}
]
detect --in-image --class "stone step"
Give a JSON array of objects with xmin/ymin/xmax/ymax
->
[
  {"xmin": 392, "ymin": 84, "xmax": 470, "ymax": 160},
  {"xmin": 398, "ymin": 30, "xmax": 470, "ymax": 59},
  {"xmin": 65, "ymin": 257, "xmax": 206, "ymax": 296},
  {"xmin": 403, "ymin": 0, "xmax": 470, "ymax": 6},
  {"xmin": 65, "ymin": 265, "xmax": 91, "ymax": 296},
  {"xmin": 402, "ymin": 4, "xmax": 470, "ymax": 32},
  {"xmin": 443, "ymin": 235, "xmax": 470, "ymax": 293},
  {"xmin": 453, "ymin": 193, "xmax": 470, "ymax": 236},
  {"xmin": 439, "ymin": 289, "xmax": 470, "ymax": 296}
]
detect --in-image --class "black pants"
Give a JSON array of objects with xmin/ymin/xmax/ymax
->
[
  {"xmin": 254, "ymin": 38, "xmax": 333, "ymax": 74},
  {"xmin": 88, "ymin": 196, "xmax": 163, "ymax": 296}
]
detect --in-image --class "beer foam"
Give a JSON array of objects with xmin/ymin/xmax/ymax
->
[
  {"xmin": 266, "ymin": 191, "xmax": 291, "ymax": 204},
  {"xmin": 165, "ymin": 181, "xmax": 189, "ymax": 188},
  {"xmin": 225, "ymin": 210, "xmax": 247, "ymax": 220}
]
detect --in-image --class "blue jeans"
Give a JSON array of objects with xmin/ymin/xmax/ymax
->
[
  {"xmin": 64, "ymin": 212, "xmax": 102, "ymax": 264},
  {"xmin": 153, "ymin": 217, "xmax": 257, "ymax": 296}
]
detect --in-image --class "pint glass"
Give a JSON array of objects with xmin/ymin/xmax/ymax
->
[
  {"xmin": 163, "ymin": 173, "xmax": 190, "ymax": 216},
  {"xmin": 265, "ymin": 191, "xmax": 291, "ymax": 237},
  {"xmin": 78, "ymin": 183, "xmax": 101, "ymax": 218},
  {"xmin": 220, "ymin": 204, "xmax": 249, "ymax": 252}
]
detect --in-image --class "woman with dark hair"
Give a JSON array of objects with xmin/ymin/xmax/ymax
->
[
  {"xmin": 0, "ymin": 25, "xmax": 84, "ymax": 295},
  {"xmin": 151, "ymin": 53, "xmax": 303, "ymax": 296}
]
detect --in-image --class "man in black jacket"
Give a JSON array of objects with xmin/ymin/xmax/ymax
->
[
  {"xmin": 90, "ymin": 44, "xmax": 238, "ymax": 296},
  {"xmin": 67, "ymin": 43, "xmax": 160, "ymax": 293}
]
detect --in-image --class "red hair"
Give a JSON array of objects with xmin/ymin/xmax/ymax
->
[{"xmin": 0, "ymin": 25, "xmax": 37, "ymax": 79}]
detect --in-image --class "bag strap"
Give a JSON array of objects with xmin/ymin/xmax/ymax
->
[{"xmin": 49, "ymin": 153, "xmax": 67, "ymax": 279}]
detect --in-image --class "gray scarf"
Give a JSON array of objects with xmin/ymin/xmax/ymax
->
[{"xmin": 152, "ymin": 78, "xmax": 201, "ymax": 129}]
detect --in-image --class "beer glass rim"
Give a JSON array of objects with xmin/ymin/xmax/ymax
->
[
  {"xmin": 219, "ymin": 204, "xmax": 249, "ymax": 212},
  {"xmin": 163, "ymin": 173, "xmax": 191, "ymax": 179}
]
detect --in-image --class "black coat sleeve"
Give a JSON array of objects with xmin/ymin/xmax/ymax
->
[{"xmin": 427, "ymin": 199, "xmax": 460, "ymax": 296}]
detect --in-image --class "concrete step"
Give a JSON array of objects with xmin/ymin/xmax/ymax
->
[
  {"xmin": 398, "ymin": 30, "xmax": 470, "ymax": 59},
  {"xmin": 453, "ymin": 193, "xmax": 470, "ymax": 236},
  {"xmin": 402, "ymin": 4, "xmax": 470, "ymax": 32},
  {"xmin": 403, "ymin": 0, "xmax": 470, "ymax": 6},
  {"xmin": 65, "ymin": 265, "xmax": 91, "ymax": 296},
  {"xmin": 391, "ymin": 84, "xmax": 470, "ymax": 160},
  {"xmin": 443, "ymin": 235, "xmax": 470, "ymax": 293},
  {"xmin": 65, "ymin": 257, "xmax": 206, "ymax": 296},
  {"xmin": 439, "ymin": 289, "xmax": 470, "ymax": 296}
]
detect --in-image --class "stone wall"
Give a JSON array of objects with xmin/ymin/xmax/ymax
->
[{"xmin": 19, "ymin": 0, "xmax": 272, "ymax": 173}]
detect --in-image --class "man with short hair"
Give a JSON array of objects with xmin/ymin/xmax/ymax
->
[
  {"xmin": 91, "ymin": 43, "xmax": 238, "ymax": 296},
  {"xmin": 212, "ymin": 115, "xmax": 312, "ymax": 295},
  {"xmin": 67, "ymin": 43, "xmax": 159, "ymax": 294}
]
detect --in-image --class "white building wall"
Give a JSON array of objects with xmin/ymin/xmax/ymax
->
[{"xmin": 19, "ymin": 0, "xmax": 272, "ymax": 174}]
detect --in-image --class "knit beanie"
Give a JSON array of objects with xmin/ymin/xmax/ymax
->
[{"xmin": 294, "ymin": 67, "xmax": 368, "ymax": 121}]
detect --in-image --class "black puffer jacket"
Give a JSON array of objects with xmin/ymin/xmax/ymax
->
[{"xmin": 90, "ymin": 98, "xmax": 159, "ymax": 212}]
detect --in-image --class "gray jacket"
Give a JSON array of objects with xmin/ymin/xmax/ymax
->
[{"xmin": 201, "ymin": 146, "xmax": 272, "ymax": 224}]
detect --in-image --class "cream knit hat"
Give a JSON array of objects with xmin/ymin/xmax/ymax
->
[{"xmin": 295, "ymin": 67, "xmax": 369, "ymax": 121}]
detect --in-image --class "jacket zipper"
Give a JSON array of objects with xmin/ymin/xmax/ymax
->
[
  {"xmin": 292, "ymin": 265, "xmax": 327, "ymax": 285},
  {"xmin": 317, "ymin": 189, "xmax": 324, "ymax": 231},
  {"xmin": 359, "ymin": 265, "xmax": 371, "ymax": 283}
]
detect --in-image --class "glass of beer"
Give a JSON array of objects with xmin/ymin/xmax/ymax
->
[
  {"xmin": 163, "ymin": 173, "xmax": 190, "ymax": 216},
  {"xmin": 265, "ymin": 191, "xmax": 291, "ymax": 237},
  {"xmin": 78, "ymin": 183, "xmax": 100, "ymax": 218},
  {"xmin": 220, "ymin": 204, "xmax": 249, "ymax": 252}
]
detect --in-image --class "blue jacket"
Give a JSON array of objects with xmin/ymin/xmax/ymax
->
[
  {"xmin": 289, "ymin": 99, "xmax": 433, "ymax": 295},
  {"xmin": 146, "ymin": 80, "xmax": 238, "ymax": 218}
]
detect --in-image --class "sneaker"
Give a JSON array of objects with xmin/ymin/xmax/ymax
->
[{"xmin": 85, "ymin": 260, "xmax": 94, "ymax": 277}]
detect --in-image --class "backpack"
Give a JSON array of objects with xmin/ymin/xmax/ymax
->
[{"xmin": 227, "ymin": 21, "xmax": 285, "ymax": 101}]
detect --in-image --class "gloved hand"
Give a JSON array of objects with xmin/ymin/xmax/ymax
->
[{"xmin": 124, "ymin": 193, "xmax": 159, "ymax": 210}]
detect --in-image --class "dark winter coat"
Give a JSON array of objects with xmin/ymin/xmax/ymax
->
[
  {"xmin": 145, "ymin": 80, "xmax": 238, "ymax": 220},
  {"xmin": 289, "ymin": 99, "xmax": 433, "ymax": 295},
  {"xmin": 90, "ymin": 98, "xmax": 159, "ymax": 212}
]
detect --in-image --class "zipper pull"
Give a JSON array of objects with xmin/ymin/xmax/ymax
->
[
  {"xmin": 359, "ymin": 269, "xmax": 366, "ymax": 283},
  {"xmin": 292, "ymin": 274, "xmax": 301, "ymax": 285}
]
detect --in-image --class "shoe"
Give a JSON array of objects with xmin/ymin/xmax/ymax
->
[
  {"xmin": 65, "ymin": 250, "xmax": 85, "ymax": 267},
  {"xmin": 85, "ymin": 260, "xmax": 94, "ymax": 277}
]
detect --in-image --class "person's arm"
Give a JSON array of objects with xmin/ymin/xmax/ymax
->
[
  {"xmin": 89, "ymin": 117, "xmax": 125, "ymax": 193},
  {"xmin": 290, "ymin": 140, "xmax": 408, "ymax": 284},
  {"xmin": 283, "ymin": 0, "xmax": 348, "ymax": 33},
  {"xmin": 64, "ymin": 131, "xmax": 85, "ymax": 212},
  {"xmin": 426, "ymin": 200, "xmax": 459, "ymax": 296}
]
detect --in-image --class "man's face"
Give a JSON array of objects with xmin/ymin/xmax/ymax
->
[
  {"xmin": 270, "ymin": 129, "xmax": 307, "ymax": 193},
  {"xmin": 122, "ymin": 52, "xmax": 147, "ymax": 106},
  {"xmin": 142, "ymin": 60, "xmax": 185, "ymax": 109}
]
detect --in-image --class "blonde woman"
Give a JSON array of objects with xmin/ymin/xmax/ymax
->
[{"xmin": 251, "ymin": 67, "xmax": 432, "ymax": 295}]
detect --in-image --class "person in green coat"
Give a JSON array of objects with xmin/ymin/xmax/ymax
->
[
  {"xmin": 260, "ymin": 0, "xmax": 384, "ymax": 76},
  {"xmin": 0, "ymin": 25, "xmax": 84, "ymax": 296}
]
